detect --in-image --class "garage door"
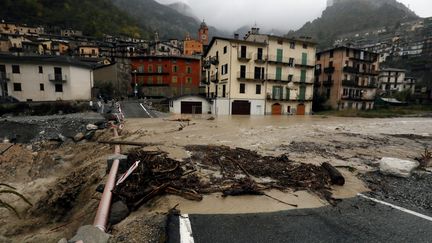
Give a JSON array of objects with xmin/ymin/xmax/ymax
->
[
  {"xmin": 181, "ymin": 101, "xmax": 202, "ymax": 114},
  {"xmin": 232, "ymin": 100, "xmax": 251, "ymax": 115}
]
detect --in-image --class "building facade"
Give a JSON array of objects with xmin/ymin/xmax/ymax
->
[
  {"xmin": 0, "ymin": 55, "xmax": 94, "ymax": 102},
  {"xmin": 130, "ymin": 56, "xmax": 201, "ymax": 98},
  {"xmin": 315, "ymin": 46, "xmax": 379, "ymax": 110},
  {"xmin": 378, "ymin": 68, "xmax": 416, "ymax": 95},
  {"xmin": 204, "ymin": 30, "xmax": 316, "ymax": 116}
]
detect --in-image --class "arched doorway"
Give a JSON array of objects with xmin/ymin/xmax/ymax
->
[
  {"xmin": 296, "ymin": 104, "xmax": 305, "ymax": 115},
  {"xmin": 272, "ymin": 103, "xmax": 282, "ymax": 115}
]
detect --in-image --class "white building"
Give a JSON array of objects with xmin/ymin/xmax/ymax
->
[
  {"xmin": 169, "ymin": 95, "xmax": 211, "ymax": 114},
  {"xmin": 203, "ymin": 28, "xmax": 316, "ymax": 115},
  {"xmin": 379, "ymin": 68, "xmax": 416, "ymax": 95},
  {"xmin": 0, "ymin": 55, "xmax": 94, "ymax": 102}
]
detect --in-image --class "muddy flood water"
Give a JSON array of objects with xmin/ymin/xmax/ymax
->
[{"xmin": 121, "ymin": 115, "xmax": 432, "ymax": 214}]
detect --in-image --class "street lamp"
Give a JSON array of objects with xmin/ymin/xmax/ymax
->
[{"xmin": 132, "ymin": 69, "xmax": 138, "ymax": 97}]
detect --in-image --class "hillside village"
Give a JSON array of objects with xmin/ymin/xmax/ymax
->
[{"xmin": 0, "ymin": 0, "xmax": 432, "ymax": 242}]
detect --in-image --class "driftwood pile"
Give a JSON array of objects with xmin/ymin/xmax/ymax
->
[{"xmin": 114, "ymin": 145, "xmax": 343, "ymax": 210}]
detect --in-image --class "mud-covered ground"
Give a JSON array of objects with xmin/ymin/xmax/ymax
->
[{"xmin": 1, "ymin": 115, "xmax": 431, "ymax": 242}]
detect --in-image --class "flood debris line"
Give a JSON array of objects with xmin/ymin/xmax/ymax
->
[{"xmin": 114, "ymin": 145, "xmax": 341, "ymax": 212}]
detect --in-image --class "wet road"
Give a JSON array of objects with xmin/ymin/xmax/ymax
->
[
  {"xmin": 167, "ymin": 195, "xmax": 432, "ymax": 243},
  {"xmin": 120, "ymin": 101, "xmax": 158, "ymax": 118}
]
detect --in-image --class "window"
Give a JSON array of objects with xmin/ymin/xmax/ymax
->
[
  {"xmin": 148, "ymin": 65, "xmax": 153, "ymax": 72},
  {"xmin": 277, "ymin": 39, "xmax": 283, "ymax": 45},
  {"xmin": 40, "ymin": 83, "xmax": 44, "ymax": 91},
  {"xmin": 346, "ymin": 48, "xmax": 350, "ymax": 57},
  {"xmin": 329, "ymin": 50, "xmax": 334, "ymax": 58},
  {"xmin": 223, "ymin": 46, "xmax": 228, "ymax": 54},
  {"xmin": 173, "ymin": 65, "xmax": 178, "ymax": 72},
  {"xmin": 288, "ymin": 75, "xmax": 293, "ymax": 82},
  {"xmin": 288, "ymin": 58, "xmax": 294, "ymax": 67},
  {"xmin": 157, "ymin": 76, "xmax": 163, "ymax": 84},
  {"xmin": 221, "ymin": 64, "xmax": 228, "ymax": 75},
  {"xmin": 186, "ymin": 77, "xmax": 192, "ymax": 84},
  {"xmin": 254, "ymin": 67, "xmax": 264, "ymax": 80},
  {"xmin": 240, "ymin": 65, "xmax": 246, "ymax": 78},
  {"xmin": 289, "ymin": 42, "xmax": 295, "ymax": 49},
  {"xmin": 329, "ymin": 61, "xmax": 333, "ymax": 67},
  {"xmin": 256, "ymin": 84, "xmax": 261, "ymax": 94},
  {"xmin": 222, "ymin": 85, "xmax": 226, "ymax": 98},
  {"xmin": 172, "ymin": 76, "xmax": 177, "ymax": 83},
  {"xmin": 302, "ymin": 43, "xmax": 308, "ymax": 49},
  {"xmin": 316, "ymin": 54, "xmax": 321, "ymax": 61},
  {"xmin": 187, "ymin": 66, "xmax": 192, "ymax": 74},
  {"xmin": 157, "ymin": 65, "xmax": 163, "ymax": 73},
  {"xmin": 147, "ymin": 76, "xmax": 153, "ymax": 84},
  {"xmin": 12, "ymin": 65, "xmax": 20, "ymax": 74},
  {"xmin": 38, "ymin": 66, "xmax": 43, "ymax": 73},
  {"xmin": 13, "ymin": 83, "xmax": 22, "ymax": 91},
  {"xmin": 55, "ymin": 84, "xmax": 63, "ymax": 92},
  {"xmin": 240, "ymin": 83, "xmax": 245, "ymax": 94}
]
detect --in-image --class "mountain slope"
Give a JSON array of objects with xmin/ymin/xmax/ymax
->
[
  {"xmin": 167, "ymin": 2, "xmax": 199, "ymax": 21},
  {"xmin": 111, "ymin": 0, "xmax": 200, "ymax": 39},
  {"xmin": 0, "ymin": 0, "xmax": 146, "ymax": 38},
  {"xmin": 292, "ymin": 0, "xmax": 419, "ymax": 49}
]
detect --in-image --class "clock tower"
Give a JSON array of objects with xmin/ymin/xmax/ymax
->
[{"xmin": 198, "ymin": 20, "xmax": 209, "ymax": 45}]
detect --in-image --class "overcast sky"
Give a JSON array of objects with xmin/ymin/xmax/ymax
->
[{"xmin": 155, "ymin": 0, "xmax": 432, "ymax": 32}]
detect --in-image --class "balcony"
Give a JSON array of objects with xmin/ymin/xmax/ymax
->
[
  {"xmin": 267, "ymin": 55, "xmax": 292, "ymax": 65},
  {"xmin": 266, "ymin": 93, "xmax": 287, "ymax": 101},
  {"xmin": 314, "ymin": 69, "xmax": 322, "ymax": 76},
  {"xmin": 0, "ymin": 72, "xmax": 10, "ymax": 82},
  {"xmin": 294, "ymin": 59, "xmax": 315, "ymax": 68},
  {"xmin": 49, "ymin": 74, "xmax": 67, "ymax": 83},
  {"xmin": 254, "ymin": 53, "xmax": 267, "ymax": 63},
  {"xmin": 343, "ymin": 66, "xmax": 359, "ymax": 73},
  {"xmin": 237, "ymin": 72, "xmax": 265, "ymax": 81},
  {"xmin": 292, "ymin": 77, "xmax": 314, "ymax": 85},
  {"xmin": 323, "ymin": 80, "xmax": 334, "ymax": 86},
  {"xmin": 324, "ymin": 67, "xmax": 335, "ymax": 73},
  {"xmin": 210, "ymin": 74, "xmax": 218, "ymax": 83},
  {"xmin": 237, "ymin": 52, "xmax": 252, "ymax": 61},
  {"xmin": 342, "ymin": 80, "xmax": 377, "ymax": 89},
  {"xmin": 267, "ymin": 73, "xmax": 291, "ymax": 83}
]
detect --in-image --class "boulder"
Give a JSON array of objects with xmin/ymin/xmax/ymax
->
[
  {"xmin": 379, "ymin": 157, "xmax": 419, "ymax": 178},
  {"xmin": 69, "ymin": 225, "xmax": 110, "ymax": 243},
  {"xmin": 74, "ymin": 132, "xmax": 85, "ymax": 142},
  {"xmin": 86, "ymin": 124, "xmax": 99, "ymax": 131}
]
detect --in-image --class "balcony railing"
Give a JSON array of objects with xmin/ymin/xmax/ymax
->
[
  {"xmin": 49, "ymin": 74, "xmax": 68, "ymax": 82},
  {"xmin": 294, "ymin": 59, "xmax": 315, "ymax": 67},
  {"xmin": 342, "ymin": 79, "xmax": 377, "ymax": 88},
  {"xmin": 0, "ymin": 72, "xmax": 10, "ymax": 82},
  {"xmin": 237, "ymin": 72, "xmax": 265, "ymax": 81},
  {"xmin": 292, "ymin": 77, "xmax": 315, "ymax": 84},
  {"xmin": 324, "ymin": 67, "xmax": 335, "ymax": 73},
  {"xmin": 238, "ymin": 52, "xmax": 252, "ymax": 61},
  {"xmin": 267, "ymin": 55, "xmax": 293, "ymax": 65},
  {"xmin": 267, "ymin": 73, "xmax": 291, "ymax": 82},
  {"xmin": 254, "ymin": 53, "xmax": 267, "ymax": 62},
  {"xmin": 343, "ymin": 66, "xmax": 359, "ymax": 73}
]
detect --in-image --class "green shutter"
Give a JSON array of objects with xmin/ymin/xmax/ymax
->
[
  {"xmin": 300, "ymin": 69, "xmax": 306, "ymax": 83},
  {"xmin": 276, "ymin": 67, "xmax": 282, "ymax": 80},
  {"xmin": 277, "ymin": 49, "xmax": 283, "ymax": 62},
  {"xmin": 302, "ymin": 53, "xmax": 307, "ymax": 65},
  {"xmin": 299, "ymin": 85, "xmax": 306, "ymax": 100},
  {"xmin": 286, "ymin": 87, "xmax": 290, "ymax": 100}
]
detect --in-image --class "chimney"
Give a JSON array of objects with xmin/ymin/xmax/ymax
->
[{"xmin": 234, "ymin": 33, "xmax": 239, "ymax": 39}]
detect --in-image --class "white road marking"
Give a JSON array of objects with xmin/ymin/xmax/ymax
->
[
  {"xmin": 358, "ymin": 193, "xmax": 432, "ymax": 222},
  {"xmin": 179, "ymin": 214, "xmax": 195, "ymax": 243},
  {"xmin": 139, "ymin": 103, "xmax": 153, "ymax": 118}
]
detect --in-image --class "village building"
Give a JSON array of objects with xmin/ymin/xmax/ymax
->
[
  {"xmin": 204, "ymin": 28, "xmax": 316, "ymax": 115},
  {"xmin": 315, "ymin": 46, "xmax": 380, "ymax": 110},
  {"xmin": 378, "ymin": 68, "xmax": 416, "ymax": 95},
  {"xmin": 130, "ymin": 55, "xmax": 201, "ymax": 98},
  {"xmin": 0, "ymin": 54, "xmax": 94, "ymax": 102}
]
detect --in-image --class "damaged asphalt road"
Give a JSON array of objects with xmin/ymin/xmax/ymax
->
[{"xmin": 168, "ymin": 195, "xmax": 432, "ymax": 243}]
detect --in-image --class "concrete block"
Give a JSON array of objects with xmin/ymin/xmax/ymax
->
[
  {"xmin": 106, "ymin": 154, "xmax": 128, "ymax": 174},
  {"xmin": 379, "ymin": 157, "xmax": 419, "ymax": 178},
  {"xmin": 69, "ymin": 225, "xmax": 110, "ymax": 243}
]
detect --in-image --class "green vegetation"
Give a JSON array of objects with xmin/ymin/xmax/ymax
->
[
  {"xmin": 316, "ymin": 105, "xmax": 432, "ymax": 118},
  {"xmin": 0, "ymin": 183, "xmax": 32, "ymax": 218},
  {"xmin": 292, "ymin": 0, "xmax": 418, "ymax": 49},
  {"xmin": 0, "ymin": 0, "xmax": 149, "ymax": 38}
]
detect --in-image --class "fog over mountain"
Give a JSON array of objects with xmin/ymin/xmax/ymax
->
[{"xmin": 156, "ymin": 0, "xmax": 431, "ymax": 33}]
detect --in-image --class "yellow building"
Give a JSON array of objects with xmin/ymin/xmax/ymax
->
[
  {"xmin": 183, "ymin": 35, "xmax": 203, "ymax": 56},
  {"xmin": 204, "ymin": 28, "xmax": 316, "ymax": 115}
]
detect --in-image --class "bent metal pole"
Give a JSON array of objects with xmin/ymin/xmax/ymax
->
[{"xmin": 93, "ymin": 127, "xmax": 121, "ymax": 232}]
